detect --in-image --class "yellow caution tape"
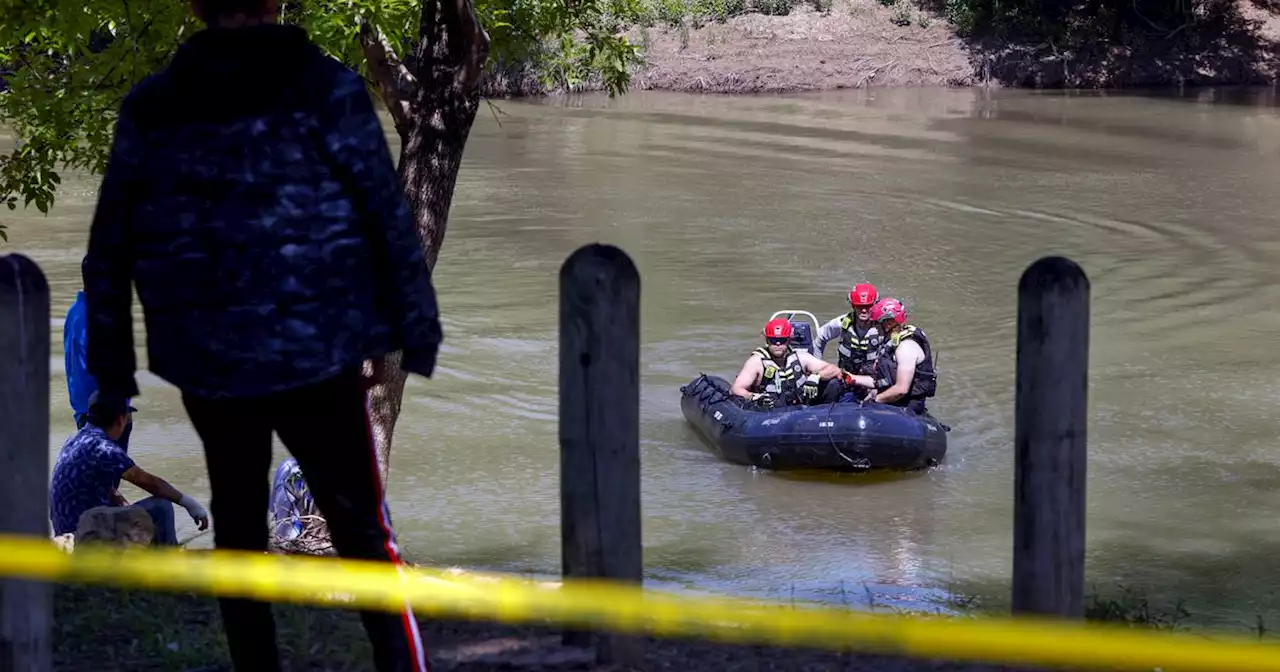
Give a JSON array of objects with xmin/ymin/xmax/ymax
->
[{"xmin": 3, "ymin": 533, "xmax": 1280, "ymax": 671}]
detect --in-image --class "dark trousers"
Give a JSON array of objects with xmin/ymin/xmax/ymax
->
[
  {"xmin": 182, "ymin": 368, "xmax": 427, "ymax": 672},
  {"xmin": 819, "ymin": 376, "xmax": 849, "ymax": 404}
]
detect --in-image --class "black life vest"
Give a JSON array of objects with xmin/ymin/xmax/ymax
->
[
  {"xmin": 872, "ymin": 325, "xmax": 937, "ymax": 414},
  {"xmin": 752, "ymin": 346, "xmax": 805, "ymax": 406},
  {"xmin": 837, "ymin": 313, "xmax": 882, "ymax": 375}
]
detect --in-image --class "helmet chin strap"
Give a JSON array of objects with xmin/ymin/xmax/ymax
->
[{"xmin": 887, "ymin": 323, "xmax": 906, "ymax": 345}]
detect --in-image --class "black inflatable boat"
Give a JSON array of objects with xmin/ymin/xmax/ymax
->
[{"xmin": 678, "ymin": 311, "xmax": 949, "ymax": 472}]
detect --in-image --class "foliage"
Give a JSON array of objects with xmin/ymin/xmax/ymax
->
[
  {"xmin": 0, "ymin": 0, "xmax": 643, "ymax": 225},
  {"xmin": 0, "ymin": 1, "xmax": 193, "ymax": 215},
  {"xmin": 577, "ymin": 0, "xmax": 749, "ymax": 36},
  {"xmin": 298, "ymin": 0, "xmax": 643, "ymax": 93},
  {"xmin": 756, "ymin": 0, "xmax": 795, "ymax": 16},
  {"xmin": 931, "ymin": 0, "xmax": 1214, "ymax": 37}
]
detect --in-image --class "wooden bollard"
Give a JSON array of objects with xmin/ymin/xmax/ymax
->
[
  {"xmin": 1012, "ymin": 256, "xmax": 1089, "ymax": 618},
  {"xmin": 0, "ymin": 254, "xmax": 52, "ymax": 672},
  {"xmin": 558, "ymin": 244, "xmax": 644, "ymax": 666}
]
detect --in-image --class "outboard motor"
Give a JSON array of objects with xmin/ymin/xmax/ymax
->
[{"xmin": 789, "ymin": 321, "xmax": 816, "ymax": 357}]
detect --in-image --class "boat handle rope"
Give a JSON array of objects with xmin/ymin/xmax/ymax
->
[{"xmin": 822, "ymin": 399, "xmax": 861, "ymax": 468}]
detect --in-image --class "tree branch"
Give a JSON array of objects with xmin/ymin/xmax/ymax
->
[
  {"xmin": 358, "ymin": 19, "xmax": 417, "ymax": 131},
  {"xmin": 417, "ymin": 0, "xmax": 492, "ymax": 96},
  {"xmin": 450, "ymin": 0, "xmax": 492, "ymax": 93}
]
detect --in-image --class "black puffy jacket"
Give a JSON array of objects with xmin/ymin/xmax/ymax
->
[{"xmin": 84, "ymin": 24, "xmax": 441, "ymax": 399}]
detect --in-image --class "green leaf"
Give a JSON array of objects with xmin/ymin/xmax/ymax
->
[{"xmin": 0, "ymin": 0, "xmax": 640, "ymax": 242}]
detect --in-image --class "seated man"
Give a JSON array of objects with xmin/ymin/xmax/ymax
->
[
  {"xmin": 845, "ymin": 298, "xmax": 938, "ymax": 414},
  {"xmin": 731, "ymin": 318, "xmax": 844, "ymax": 407},
  {"xmin": 50, "ymin": 391, "xmax": 209, "ymax": 545}
]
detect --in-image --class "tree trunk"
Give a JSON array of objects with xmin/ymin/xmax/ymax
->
[
  {"xmin": 363, "ymin": 98, "xmax": 481, "ymax": 485},
  {"xmin": 360, "ymin": 0, "xmax": 491, "ymax": 488}
]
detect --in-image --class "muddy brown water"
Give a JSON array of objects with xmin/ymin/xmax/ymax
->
[{"xmin": 7, "ymin": 87, "xmax": 1280, "ymax": 630}]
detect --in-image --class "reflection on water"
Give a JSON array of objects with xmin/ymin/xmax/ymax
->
[{"xmin": 7, "ymin": 85, "xmax": 1280, "ymax": 629}]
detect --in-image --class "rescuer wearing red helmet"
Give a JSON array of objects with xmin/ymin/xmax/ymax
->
[
  {"xmin": 814, "ymin": 282, "xmax": 883, "ymax": 377},
  {"xmin": 844, "ymin": 298, "xmax": 938, "ymax": 414},
  {"xmin": 731, "ymin": 318, "xmax": 842, "ymax": 408}
]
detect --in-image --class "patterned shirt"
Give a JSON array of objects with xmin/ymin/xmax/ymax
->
[
  {"xmin": 49, "ymin": 425, "xmax": 135, "ymax": 536},
  {"xmin": 82, "ymin": 24, "xmax": 442, "ymax": 400}
]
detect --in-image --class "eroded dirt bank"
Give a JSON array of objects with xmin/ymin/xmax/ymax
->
[{"xmin": 620, "ymin": 0, "xmax": 1280, "ymax": 92}]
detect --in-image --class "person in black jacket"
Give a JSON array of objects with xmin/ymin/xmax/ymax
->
[{"xmin": 82, "ymin": 0, "xmax": 438, "ymax": 669}]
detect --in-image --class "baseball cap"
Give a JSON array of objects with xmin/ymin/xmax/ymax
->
[{"xmin": 87, "ymin": 390, "xmax": 137, "ymax": 419}]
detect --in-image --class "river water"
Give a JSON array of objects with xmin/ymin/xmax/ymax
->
[{"xmin": 8, "ymin": 87, "xmax": 1280, "ymax": 629}]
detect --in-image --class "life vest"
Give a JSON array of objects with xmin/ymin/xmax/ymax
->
[
  {"xmin": 836, "ymin": 313, "xmax": 882, "ymax": 375},
  {"xmin": 752, "ymin": 346, "xmax": 805, "ymax": 406},
  {"xmin": 872, "ymin": 325, "xmax": 937, "ymax": 414}
]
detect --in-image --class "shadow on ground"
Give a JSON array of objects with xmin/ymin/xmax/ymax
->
[{"xmin": 914, "ymin": 0, "xmax": 1280, "ymax": 87}]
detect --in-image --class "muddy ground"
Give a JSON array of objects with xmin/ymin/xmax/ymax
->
[{"xmin": 621, "ymin": 0, "xmax": 1280, "ymax": 92}]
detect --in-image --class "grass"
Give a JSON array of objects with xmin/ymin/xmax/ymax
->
[
  {"xmin": 53, "ymin": 584, "xmax": 373, "ymax": 672},
  {"xmin": 926, "ymin": 582, "xmax": 1274, "ymax": 636},
  {"xmin": 51, "ymin": 577, "xmax": 1276, "ymax": 672},
  {"xmin": 1083, "ymin": 585, "xmax": 1194, "ymax": 631},
  {"xmin": 623, "ymin": 0, "xmax": 841, "ymax": 32}
]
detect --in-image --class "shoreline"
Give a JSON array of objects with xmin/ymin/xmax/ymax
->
[{"xmin": 482, "ymin": 0, "xmax": 1280, "ymax": 97}]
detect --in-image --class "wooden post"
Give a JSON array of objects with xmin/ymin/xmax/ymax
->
[
  {"xmin": 559, "ymin": 244, "xmax": 644, "ymax": 666},
  {"xmin": 0, "ymin": 254, "xmax": 52, "ymax": 671},
  {"xmin": 1012, "ymin": 255, "xmax": 1089, "ymax": 618}
]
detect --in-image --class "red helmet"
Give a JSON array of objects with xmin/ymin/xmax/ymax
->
[
  {"xmin": 763, "ymin": 318, "xmax": 793, "ymax": 339},
  {"xmin": 849, "ymin": 283, "xmax": 878, "ymax": 308},
  {"xmin": 870, "ymin": 298, "xmax": 906, "ymax": 325}
]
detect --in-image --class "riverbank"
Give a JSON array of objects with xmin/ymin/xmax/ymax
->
[
  {"xmin": 485, "ymin": 0, "xmax": 1280, "ymax": 94},
  {"xmin": 52, "ymin": 583, "xmax": 1049, "ymax": 671}
]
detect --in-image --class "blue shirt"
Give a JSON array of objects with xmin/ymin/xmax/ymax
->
[
  {"xmin": 49, "ymin": 425, "xmax": 136, "ymax": 535},
  {"xmin": 63, "ymin": 291, "xmax": 97, "ymax": 418},
  {"xmin": 65, "ymin": 291, "xmax": 131, "ymax": 427}
]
